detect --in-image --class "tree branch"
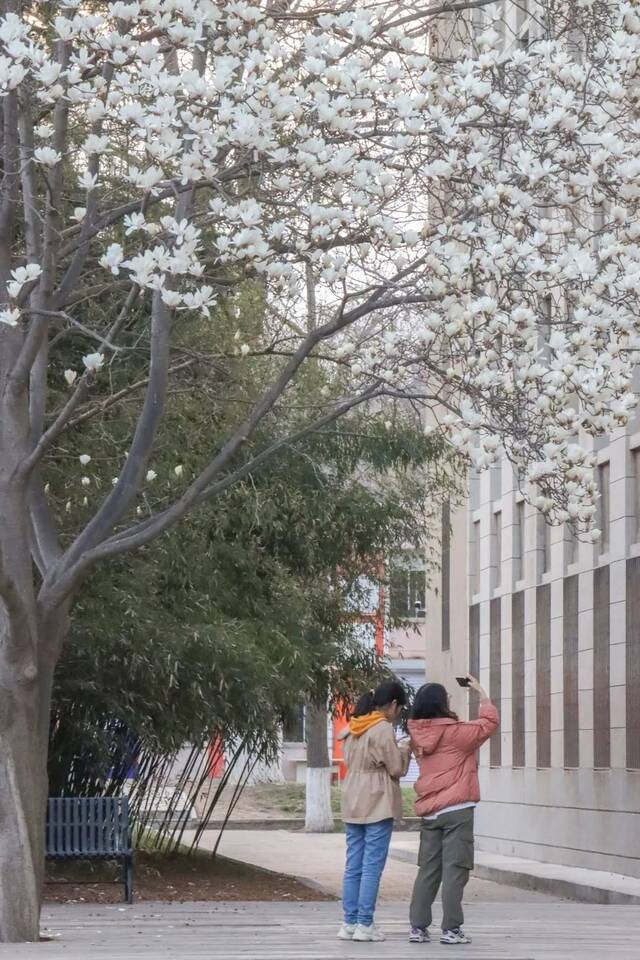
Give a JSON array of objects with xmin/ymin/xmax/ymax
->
[{"xmin": 39, "ymin": 383, "xmax": 383, "ymax": 607}]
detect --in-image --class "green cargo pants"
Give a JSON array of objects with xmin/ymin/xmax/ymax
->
[{"xmin": 409, "ymin": 806, "xmax": 475, "ymax": 932}]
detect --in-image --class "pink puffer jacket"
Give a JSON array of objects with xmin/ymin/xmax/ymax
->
[{"xmin": 408, "ymin": 700, "xmax": 499, "ymax": 817}]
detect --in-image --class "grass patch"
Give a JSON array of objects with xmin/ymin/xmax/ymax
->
[{"xmin": 242, "ymin": 782, "xmax": 416, "ymax": 819}]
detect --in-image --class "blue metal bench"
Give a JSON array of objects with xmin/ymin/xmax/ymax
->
[{"xmin": 46, "ymin": 797, "xmax": 133, "ymax": 903}]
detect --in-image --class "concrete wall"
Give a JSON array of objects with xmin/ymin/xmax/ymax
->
[{"xmin": 464, "ymin": 421, "xmax": 640, "ymax": 878}]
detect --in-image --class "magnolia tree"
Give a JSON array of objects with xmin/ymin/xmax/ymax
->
[{"xmin": 1, "ymin": 0, "xmax": 640, "ymax": 940}]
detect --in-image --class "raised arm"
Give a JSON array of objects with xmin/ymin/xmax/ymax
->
[{"xmin": 450, "ymin": 675, "xmax": 499, "ymax": 753}]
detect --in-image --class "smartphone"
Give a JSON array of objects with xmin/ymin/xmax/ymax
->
[{"xmin": 456, "ymin": 677, "xmax": 471, "ymax": 687}]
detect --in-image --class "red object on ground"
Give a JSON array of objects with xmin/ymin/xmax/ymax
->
[{"xmin": 208, "ymin": 737, "xmax": 225, "ymax": 778}]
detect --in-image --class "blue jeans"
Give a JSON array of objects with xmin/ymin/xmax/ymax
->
[{"xmin": 343, "ymin": 819, "xmax": 394, "ymax": 926}]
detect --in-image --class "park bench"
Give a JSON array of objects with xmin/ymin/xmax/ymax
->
[{"xmin": 46, "ymin": 797, "xmax": 133, "ymax": 903}]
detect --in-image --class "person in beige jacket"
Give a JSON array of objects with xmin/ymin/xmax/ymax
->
[{"xmin": 337, "ymin": 680, "xmax": 411, "ymax": 943}]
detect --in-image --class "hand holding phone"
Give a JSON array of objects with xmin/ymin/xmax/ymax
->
[{"xmin": 456, "ymin": 674, "xmax": 488, "ymax": 698}]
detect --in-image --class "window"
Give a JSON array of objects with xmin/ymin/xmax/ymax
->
[
  {"xmin": 594, "ymin": 566, "xmax": 611, "ymax": 768},
  {"xmin": 514, "ymin": 499, "xmax": 525, "ymax": 581},
  {"xmin": 491, "ymin": 459, "xmax": 502, "ymax": 502},
  {"xmin": 469, "ymin": 604, "xmax": 480, "ymax": 721},
  {"xmin": 536, "ymin": 585, "xmax": 551, "ymax": 768},
  {"xmin": 543, "ymin": 517, "xmax": 551, "ymax": 573},
  {"xmin": 470, "ymin": 519, "xmax": 481, "ymax": 596},
  {"xmin": 566, "ymin": 524, "xmax": 578, "ymax": 567},
  {"xmin": 627, "ymin": 557, "xmax": 640, "ymax": 769},
  {"xmin": 283, "ymin": 705, "xmax": 305, "ymax": 743},
  {"xmin": 469, "ymin": 467, "xmax": 480, "ymax": 511},
  {"xmin": 541, "ymin": 294, "xmax": 552, "ymax": 345},
  {"xmin": 538, "ymin": 513, "xmax": 551, "ymax": 576},
  {"xmin": 563, "ymin": 576, "xmax": 580, "ymax": 768},
  {"xmin": 441, "ymin": 501, "xmax": 451, "ymax": 651},
  {"xmin": 389, "ymin": 567, "xmax": 426, "ymax": 619},
  {"xmin": 512, "ymin": 592, "xmax": 525, "ymax": 767},
  {"xmin": 597, "ymin": 462, "xmax": 610, "ymax": 554},
  {"xmin": 633, "ymin": 449, "xmax": 640, "ymax": 544},
  {"xmin": 492, "ymin": 510, "xmax": 502, "ymax": 589},
  {"xmin": 490, "ymin": 597, "xmax": 502, "ymax": 766}
]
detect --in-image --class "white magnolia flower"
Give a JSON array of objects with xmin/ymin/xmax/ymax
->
[
  {"xmin": 0, "ymin": 307, "xmax": 20, "ymax": 327},
  {"xmin": 146, "ymin": 469, "xmax": 157, "ymax": 482},
  {"xmin": 239, "ymin": 343, "xmax": 250, "ymax": 357},
  {"xmin": 78, "ymin": 171, "xmax": 99, "ymax": 191},
  {"xmin": 79, "ymin": 454, "xmax": 91, "ymax": 466},
  {"xmin": 174, "ymin": 464, "xmax": 184, "ymax": 477},
  {"xmin": 82, "ymin": 352, "xmax": 105, "ymax": 373},
  {"xmin": 81, "ymin": 476, "xmax": 90, "ymax": 487},
  {"xmin": 161, "ymin": 288, "xmax": 182, "ymax": 307},
  {"xmin": 83, "ymin": 134, "xmax": 110, "ymax": 155},
  {"xmin": 7, "ymin": 263, "xmax": 42, "ymax": 299},
  {"xmin": 64, "ymin": 369, "xmax": 77, "ymax": 386},
  {"xmin": 34, "ymin": 147, "xmax": 62, "ymax": 167},
  {"xmin": 99, "ymin": 243, "xmax": 124, "ymax": 275}
]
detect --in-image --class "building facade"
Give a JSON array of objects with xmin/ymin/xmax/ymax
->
[{"xmin": 439, "ymin": 427, "xmax": 640, "ymax": 878}]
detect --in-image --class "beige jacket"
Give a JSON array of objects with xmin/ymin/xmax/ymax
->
[{"xmin": 339, "ymin": 720, "xmax": 411, "ymax": 824}]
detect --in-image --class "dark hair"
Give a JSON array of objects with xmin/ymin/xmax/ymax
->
[
  {"xmin": 411, "ymin": 683, "xmax": 458, "ymax": 721},
  {"xmin": 352, "ymin": 679, "xmax": 407, "ymax": 718}
]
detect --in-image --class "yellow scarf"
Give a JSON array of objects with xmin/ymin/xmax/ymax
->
[{"xmin": 348, "ymin": 711, "xmax": 386, "ymax": 737}]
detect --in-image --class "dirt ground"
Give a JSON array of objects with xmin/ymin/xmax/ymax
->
[{"xmin": 44, "ymin": 851, "xmax": 334, "ymax": 905}]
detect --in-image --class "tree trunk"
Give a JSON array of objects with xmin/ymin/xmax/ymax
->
[
  {"xmin": 0, "ymin": 617, "xmax": 56, "ymax": 942},
  {"xmin": 304, "ymin": 703, "xmax": 334, "ymax": 833}
]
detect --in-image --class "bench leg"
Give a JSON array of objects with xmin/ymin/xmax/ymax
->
[{"xmin": 124, "ymin": 856, "xmax": 133, "ymax": 904}]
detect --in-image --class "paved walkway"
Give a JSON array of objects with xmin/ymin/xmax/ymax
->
[
  {"xmin": 187, "ymin": 828, "xmax": 556, "ymax": 903},
  {"xmin": 3, "ymin": 900, "xmax": 640, "ymax": 959}
]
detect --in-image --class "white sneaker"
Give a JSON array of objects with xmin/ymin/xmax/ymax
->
[
  {"xmin": 353, "ymin": 923, "xmax": 385, "ymax": 942},
  {"xmin": 441, "ymin": 927, "xmax": 472, "ymax": 944},
  {"xmin": 337, "ymin": 923, "xmax": 356, "ymax": 940}
]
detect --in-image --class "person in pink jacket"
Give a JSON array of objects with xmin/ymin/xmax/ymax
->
[{"xmin": 407, "ymin": 675, "xmax": 499, "ymax": 946}]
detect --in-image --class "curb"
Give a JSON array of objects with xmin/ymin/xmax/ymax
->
[{"xmin": 389, "ymin": 846, "xmax": 640, "ymax": 906}]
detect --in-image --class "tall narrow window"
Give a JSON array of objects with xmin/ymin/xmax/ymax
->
[
  {"xmin": 441, "ymin": 500, "xmax": 451, "ymax": 651},
  {"xmin": 469, "ymin": 467, "xmax": 480, "ymax": 511},
  {"xmin": 563, "ymin": 576, "xmax": 580, "ymax": 768},
  {"xmin": 566, "ymin": 524, "xmax": 578, "ymax": 567},
  {"xmin": 536, "ymin": 584, "xmax": 551, "ymax": 768},
  {"xmin": 491, "ymin": 459, "xmax": 502, "ymax": 502},
  {"xmin": 633, "ymin": 449, "xmax": 640, "ymax": 544},
  {"xmin": 469, "ymin": 604, "xmax": 480, "ymax": 721},
  {"xmin": 389, "ymin": 568, "xmax": 426, "ymax": 619},
  {"xmin": 538, "ymin": 513, "xmax": 551, "ymax": 576},
  {"xmin": 283, "ymin": 704, "xmax": 305, "ymax": 743},
  {"xmin": 492, "ymin": 511, "xmax": 502, "ymax": 589},
  {"xmin": 490, "ymin": 597, "xmax": 502, "ymax": 766},
  {"xmin": 543, "ymin": 518, "xmax": 551, "ymax": 573},
  {"xmin": 540, "ymin": 295, "xmax": 552, "ymax": 357},
  {"xmin": 627, "ymin": 557, "xmax": 640, "ymax": 769},
  {"xmin": 410, "ymin": 570, "xmax": 426, "ymax": 619},
  {"xmin": 471, "ymin": 519, "xmax": 481, "ymax": 596},
  {"xmin": 512, "ymin": 591, "xmax": 525, "ymax": 767},
  {"xmin": 514, "ymin": 500, "xmax": 525, "ymax": 581},
  {"xmin": 594, "ymin": 566, "xmax": 611, "ymax": 768},
  {"xmin": 597, "ymin": 462, "xmax": 610, "ymax": 554}
]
